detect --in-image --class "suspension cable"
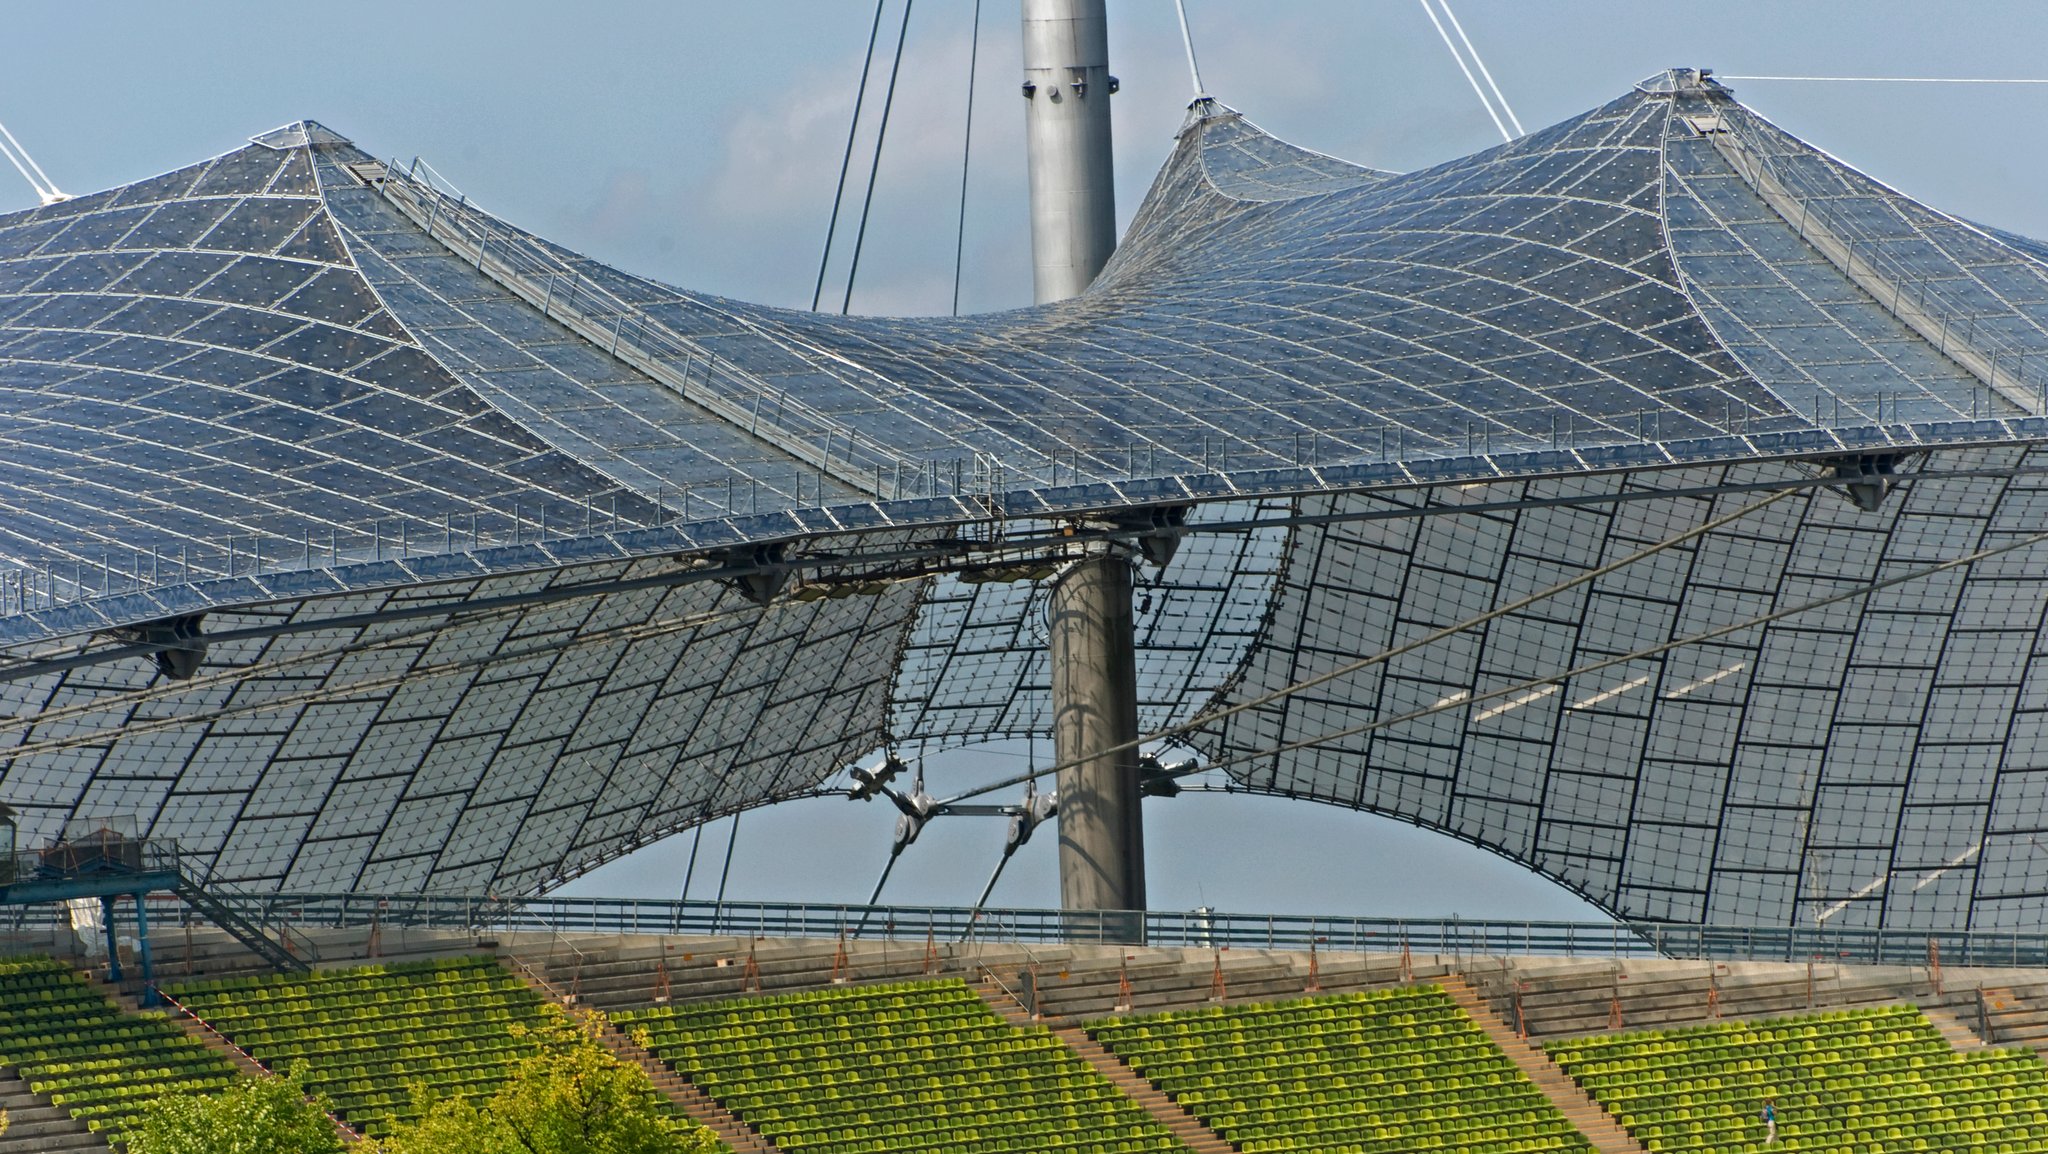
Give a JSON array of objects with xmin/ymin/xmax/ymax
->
[
  {"xmin": 938, "ymin": 488, "xmax": 1795, "ymax": 806},
  {"xmin": 679, "ymin": 811, "xmax": 710, "ymax": 901},
  {"xmin": 0, "ymin": 117, "xmax": 64, "ymax": 205},
  {"xmin": 1203, "ymin": 524, "xmax": 2048, "ymax": 776},
  {"xmin": 0, "ymin": 599, "xmax": 769, "ymax": 759},
  {"xmin": 1437, "ymin": 0, "xmax": 1522, "ymax": 135},
  {"xmin": 1418, "ymin": 0, "xmax": 1511, "ymax": 143},
  {"xmin": 950, "ymin": 0, "xmax": 982, "ymax": 317},
  {"xmin": 1173, "ymin": 0, "xmax": 1209, "ymax": 101},
  {"xmin": 713, "ymin": 809, "xmax": 744, "ymax": 915},
  {"xmin": 1718, "ymin": 75, "xmax": 2048, "ymax": 84},
  {"xmin": 811, "ymin": 0, "xmax": 890, "ymax": 312},
  {"xmin": 841, "ymin": 0, "xmax": 916, "ymax": 315}
]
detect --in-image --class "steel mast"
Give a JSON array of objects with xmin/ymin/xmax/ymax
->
[
  {"xmin": 1021, "ymin": 0, "xmax": 1118, "ymax": 303},
  {"xmin": 1021, "ymin": 0, "xmax": 1146, "ymax": 940}
]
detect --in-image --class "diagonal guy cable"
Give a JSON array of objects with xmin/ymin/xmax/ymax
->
[
  {"xmin": 0, "ymin": 118, "xmax": 63, "ymax": 203},
  {"xmin": 1437, "ymin": 0, "xmax": 1523, "ymax": 136},
  {"xmin": 1717, "ymin": 75, "xmax": 2048, "ymax": 85},
  {"xmin": 1418, "ymin": 0, "xmax": 1511, "ymax": 142},
  {"xmin": 842, "ymin": 0, "xmax": 917, "ymax": 315},
  {"xmin": 812, "ymin": 0, "xmax": 891, "ymax": 312},
  {"xmin": 939, "ymin": 487, "xmax": 1796, "ymax": 806},
  {"xmin": 1207, "ymin": 524, "xmax": 2048, "ymax": 773},
  {"xmin": 0, "ymin": 599, "xmax": 772, "ymax": 761}
]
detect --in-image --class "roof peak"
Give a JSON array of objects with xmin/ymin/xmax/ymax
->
[
  {"xmin": 1636, "ymin": 67, "xmax": 1731, "ymax": 96},
  {"xmin": 249, "ymin": 121, "xmax": 352, "ymax": 151}
]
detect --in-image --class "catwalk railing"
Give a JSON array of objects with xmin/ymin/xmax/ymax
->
[{"xmin": 6, "ymin": 892, "xmax": 2047, "ymax": 968}]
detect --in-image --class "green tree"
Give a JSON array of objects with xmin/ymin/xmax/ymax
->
[
  {"xmin": 128, "ymin": 1066, "xmax": 343, "ymax": 1154},
  {"xmin": 376, "ymin": 1008, "xmax": 719, "ymax": 1154}
]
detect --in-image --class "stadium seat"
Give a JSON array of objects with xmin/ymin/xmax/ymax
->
[
  {"xmin": 0, "ymin": 955, "xmax": 242, "ymax": 1143},
  {"xmin": 1088, "ymin": 985, "xmax": 1593, "ymax": 1153},
  {"xmin": 166, "ymin": 956, "xmax": 553, "ymax": 1137},
  {"xmin": 1546, "ymin": 1005, "xmax": 2048, "ymax": 1151},
  {"xmin": 617, "ymin": 978, "xmax": 1182, "ymax": 1153}
]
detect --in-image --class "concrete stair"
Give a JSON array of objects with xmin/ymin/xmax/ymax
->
[
  {"xmin": 972, "ymin": 978, "xmax": 1237, "ymax": 1154},
  {"xmin": 1441, "ymin": 977, "xmax": 1648, "ymax": 1154},
  {"xmin": 499, "ymin": 955, "xmax": 781, "ymax": 1153},
  {"xmin": 1923, "ymin": 1006, "xmax": 1990, "ymax": 1052},
  {"xmin": 1976, "ymin": 984, "xmax": 2048, "ymax": 1053},
  {"xmin": 89, "ymin": 973, "xmax": 365, "ymax": 1146},
  {"xmin": 593, "ymin": 1023, "xmax": 783, "ymax": 1154},
  {"xmin": 1053, "ymin": 1026, "xmax": 1238, "ymax": 1154},
  {"xmin": 0, "ymin": 1069, "xmax": 109, "ymax": 1154}
]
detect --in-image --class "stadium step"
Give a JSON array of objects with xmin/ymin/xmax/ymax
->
[
  {"xmin": 970, "ymin": 977, "xmax": 1239, "ymax": 1153},
  {"xmin": 89, "ymin": 975, "xmax": 367, "ymax": 1146},
  {"xmin": 591, "ymin": 1021, "xmax": 784, "ymax": 1154},
  {"xmin": 0, "ymin": 1069, "xmax": 110, "ymax": 1154},
  {"xmin": 1923, "ymin": 1006, "xmax": 1990, "ymax": 1051},
  {"xmin": 1440, "ymin": 976, "xmax": 1650, "ymax": 1154},
  {"xmin": 500, "ymin": 957, "xmax": 783, "ymax": 1153},
  {"xmin": 1977, "ymin": 984, "xmax": 2048, "ymax": 1050}
]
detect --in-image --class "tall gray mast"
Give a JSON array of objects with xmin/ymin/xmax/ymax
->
[
  {"xmin": 1022, "ymin": 0, "xmax": 1146, "ymax": 939},
  {"xmin": 1020, "ymin": 0, "xmax": 1117, "ymax": 303}
]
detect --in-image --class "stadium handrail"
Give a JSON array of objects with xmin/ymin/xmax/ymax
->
[{"xmin": 7, "ymin": 893, "xmax": 2042, "ymax": 967}]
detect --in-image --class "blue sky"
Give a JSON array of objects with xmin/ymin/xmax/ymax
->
[{"xmin": 6, "ymin": 2, "xmax": 2048, "ymax": 920}]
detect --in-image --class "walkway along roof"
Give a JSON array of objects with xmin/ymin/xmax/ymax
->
[{"xmin": 4, "ymin": 70, "xmax": 2048, "ymax": 930}]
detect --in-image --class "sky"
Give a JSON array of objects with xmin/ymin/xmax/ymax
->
[{"xmin": 6, "ymin": 1, "xmax": 2048, "ymax": 922}]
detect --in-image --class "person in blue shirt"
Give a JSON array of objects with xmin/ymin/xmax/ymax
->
[{"xmin": 1762, "ymin": 1097, "xmax": 1777, "ymax": 1145}]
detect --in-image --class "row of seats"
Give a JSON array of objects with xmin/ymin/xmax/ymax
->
[
  {"xmin": 1547, "ymin": 1006, "xmax": 2048, "ymax": 1152},
  {"xmin": 165, "ymin": 956, "xmax": 551, "ymax": 1137},
  {"xmin": 618, "ymin": 979, "xmax": 1185, "ymax": 1153},
  {"xmin": 1090, "ymin": 986, "xmax": 1594, "ymax": 1154},
  {"xmin": 0, "ymin": 955, "xmax": 241, "ymax": 1143}
]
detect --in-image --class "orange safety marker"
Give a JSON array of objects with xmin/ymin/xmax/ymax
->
[
  {"xmin": 743, "ymin": 941, "xmax": 762, "ymax": 993},
  {"xmin": 1116, "ymin": 958, "xmax": 1134, "ymax": 1012},
  {"xmin": 1305, "ymin": 941, "xmax": 1322, "ymax": 993},
  {"xmin": 922, "ymin": 927, "xmax": 940, "ymax": 975},
  {"xmin": 1210, "ymin": 951, "xmax": 1227, "ymax": 1003},
  {"xmin": 1928, "ymin": 937, "xmax": 1944, "ymax": 996},
  {"xmin": 831, "ymin": 931, "xmax": 850, "ymax": 984}
]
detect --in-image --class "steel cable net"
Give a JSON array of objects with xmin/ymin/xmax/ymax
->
[{"xmin": 4, "ymin": 72, "xmax": 2048, "ymax": 931}]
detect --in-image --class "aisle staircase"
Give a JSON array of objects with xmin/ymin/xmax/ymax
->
[
  {"xmin": 500, "ymin": 957, "xmax": 779, "ymax": 1153},
  {"xmin": 1440, "ymin": 977, "xmax": 1650, "ymax": 1154},
  {"xmin": 972, "ymin": 976, "xmax": 1237, "ymax": 1154},
  {"xmin": 593, "ymin": 1021, "xmax": 782, "ymax": 1154},
  {"xmin": 0, "ymin": 1069, "xmax": 107, "ymax": 1154}
]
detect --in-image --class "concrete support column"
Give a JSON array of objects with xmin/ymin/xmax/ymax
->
[
  {"xmin": 1021, "ymin": 0, "xmax": 1117, "ymax": 303},
  {"xmin": 1048, "ymin": 551, "xmax": 1145, "ymax": 940}
]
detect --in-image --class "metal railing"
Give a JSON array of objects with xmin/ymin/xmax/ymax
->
[
  {"xmin": 7, "ymin": 892, "xmax": 2046, "ymax": 969},
  {"xmin": 1, "ymin": 836, "xmax": 185, "ymax": 888}
]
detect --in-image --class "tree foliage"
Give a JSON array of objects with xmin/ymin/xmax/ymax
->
[
  {"xmin": 374, "ymin": 1008, "xmax": 720, "ymax": 1154},
  {"xmin": 128, "ymin": 1066, "xmax": 343, "ymax": 1154}
]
